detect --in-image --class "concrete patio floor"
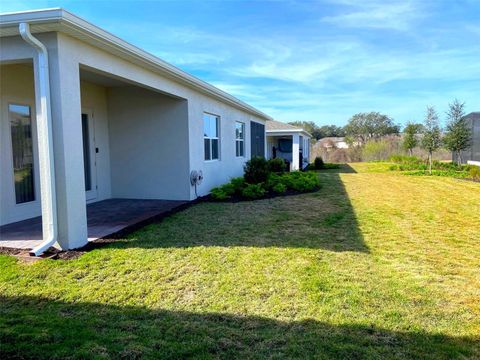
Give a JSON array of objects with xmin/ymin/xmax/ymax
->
[{"xmin": 0, "ymin": 199, "xmax": 188, "ymax": 250}]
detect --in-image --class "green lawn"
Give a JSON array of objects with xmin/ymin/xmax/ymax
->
[{"xmin": 1, "ymin": 164, "xmax": 479, "ymax": 359}]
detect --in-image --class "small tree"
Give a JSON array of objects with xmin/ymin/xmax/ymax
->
[
  {"xmin": 421, "ymin": 107, "xmax": 442, "ymax": 174},
  {"xmin": 443, "ymin": 99, "xmax": 471, "ymax": 164},
  {"xmin": 402, "ymin": 122, "xmax": 422, "ymax": 156}
]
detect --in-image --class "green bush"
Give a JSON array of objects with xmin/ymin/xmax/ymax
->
[
  {"xmin": 210, "ymin": 182, "xmax": 237, "ymax": 200},
  {"xmin": 267, "ymin": 158, "xmax": 287, "ymax": 173},
  {"xmin": 210, "ymin": 187, "xmax": 231, "ymax": 200},
  {"xmin": 242, "ymin": 183, "xmax": 266, "ymax": 199},
  {"xmin": 272, "ymin": 182, "xmax": 287, "ymax": 194},
  {"xmin": 469, "ymin": 166, "xmax": 480, "ymax": 181},
  {"xmin": 282, "ymin": 172, "xmax": 320, "ymax": 192},
  {"xmin": 389, "ymin": 155, "xmax": 423, "ymax": 164},
  {"xmin": 211, "ymin": 167, "xmax": 320, "ymax": 201},
  {"xmin": 432, "ymin": 161, "xmax": 468, "ymax": 171},
  {"xmin": 265, "ymin": 173, "xmax": 282, "ymax": 190},
  {"xmin": 389, "ymin": 157, "xmax": 470, "ymax": 173},
  {"xmin": 230, "ymin": 177, "xmax": 246, "ymax": 194},
  {"xmin": 244, "ymin": 157, "xmax": 269, "ymax": 184},
  {"xmin": 314, "ymin": 156, "xmax": 324, "ymax": 169},
  {"xmin": 403, "ymin": 170, "xmax": 470, "ymax": 178}
]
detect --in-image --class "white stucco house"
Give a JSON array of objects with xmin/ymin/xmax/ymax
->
[
  {"xmin": 0, "ymin": 8, "xmax": 270, "ymax": 254},
  {"xmin": 317, "ymin": 137, "xmax": 350, "ymax": 150},
  {"xmin": 266, "ymin": 120, "xmax": 311, "ymax": 170}
]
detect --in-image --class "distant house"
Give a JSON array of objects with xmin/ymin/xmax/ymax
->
[
  {"xmin": 266, "ymin": 120, "xmax": 312, "ymax": 170},
  {"xmin": 317, "ymin": 137, "xmax": 350, "ymax": 149},
  {"xmin": 457, "ymin": 112, "xmax": 480, "ymax": 165}
]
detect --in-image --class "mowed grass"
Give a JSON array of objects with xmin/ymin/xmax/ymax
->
[{"xmin": 1, "ymin": 163, "xmax": 479, "ymax": 359}]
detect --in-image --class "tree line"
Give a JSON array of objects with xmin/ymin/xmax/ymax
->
[
  {"xmin": 288, "ymin": 121, "xmax": 346, "ymax": 139},
  {"xmin": 291, "ymin": 99, "xmax": 472, "ymax": 172}
]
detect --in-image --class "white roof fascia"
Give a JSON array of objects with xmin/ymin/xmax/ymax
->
[
  {"xmin": 0, "ymin": 8, "xmax": 272, "ymax": 121},
  {"xmin": 266, "ymin": 129, "xmax": 312, "ymax": 138}
]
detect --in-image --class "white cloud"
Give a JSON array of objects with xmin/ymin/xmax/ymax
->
[{"xmin": 321, "ymin": 1, "xmax": 423, "ymax": 31}]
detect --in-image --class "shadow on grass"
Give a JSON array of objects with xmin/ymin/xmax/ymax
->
[
  {"xmin": 317, "ymin": 163, "xmax": 358, "ymax": 174},
  {"xmin": 97, "ymin": 166, "xmax": 368, "ymax": 252},
  {"xmin": 1, "ymin": 295, "xmax": 477, "ymax": 359}
]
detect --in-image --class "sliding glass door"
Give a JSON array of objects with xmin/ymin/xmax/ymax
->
[
  {"xmin": 9, "ymin": 104, "xmax": 35, "ymax": 204},
  {"xmin": 81, "ymin": 111, "xmax": 97, "ymax": 201}
]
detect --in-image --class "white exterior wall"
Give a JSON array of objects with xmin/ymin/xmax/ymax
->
[
  {"xmin": 107, "ymin": 87, "xmax": 190, "ymax": 200},
  {"xmin": 303, "ymin": 137, "xmax": 311, "ymax": 163},
  {"xmin": 49, "ymin": 32, "xmax": 265, "ymax": 199},
  {"xmin": 1, "ymin": 31, "xmax": 267, "ymax": 233},
  {"xmin": 188, "ymin": 101, "xmax": 262, "ymax": 196},
  {"xmin": 79, "ymin": 80, "xmax": 112, "ymax": 203},
  {"xmin": 0, "ymin": 63, "xmax": 40, "ymax": 225},
  {"xmin": 0, "ymin": 64, "xmax": 112, "ymax": 226}
]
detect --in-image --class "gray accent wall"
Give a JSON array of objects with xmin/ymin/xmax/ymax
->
[
  {"xmin": 458, "ymin": 113, "xmax": 480, "ymax": 163},
  {"xmin": 250, "ymin": 121, "xmax": 265, "ymax": 158}
]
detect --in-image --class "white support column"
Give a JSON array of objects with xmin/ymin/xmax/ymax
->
[
  {"xmin": 305, "ymin": 138, "xmax": 310, "ymax": 163},
  {"xmin": 48, "ymin": 39, "xmax": 88, "ymax": 250},
  {"xmin": 292, "ymin": 134, "xmax": 300, "ymax": 171}
]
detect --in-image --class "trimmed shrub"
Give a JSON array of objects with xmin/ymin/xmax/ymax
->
[
  {"xmin": 244, "ymin": 157, "xmax": 269, "ymax": 184},
  {"xmin": 211, "ymin": 167, "xmax": 320, "ymax": 201},
  {"xmin": 210, "ymin": 182, "xmax": 236, "ymax": 200},
  {"xmin": 211, "ymin": 187, "xmax": 231, "ymax": 200},
  {"xmin": 242, "ymin": 183, "xmax": 266, "ymax": 199},
  {"xmin": 265, "ymin": 173, "xmax": 281, "ymax": 190},
  {"xmin": 230, "ymin": 177, "xmax": 246, "ymax": 195},
  {"xmin": 267, "ymin": 158, "xmax": 287, "ymax": 173},
  {"xmin": 272, "ymin": 182, "xmax": 287, "ymax": 194},
  {"xmin": 282, "ymin": 172, "xmax": 320, "ymax": 192},
  {"xmin": 314, "ymin": 156, "xmax": 324, "ymax": 169}
]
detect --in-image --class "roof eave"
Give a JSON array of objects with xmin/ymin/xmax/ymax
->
[
  {"xmin": 267, "ymin": 129, "xmax": 312, "ymax": 138},
  {"xmin": 0, "ymin": 8, "xmax": 272, "ymax": 121}
]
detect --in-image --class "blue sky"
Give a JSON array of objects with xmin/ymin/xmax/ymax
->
[{"xmin": 2, "ymin": 0, "xmax": 479, "ymax": 127}]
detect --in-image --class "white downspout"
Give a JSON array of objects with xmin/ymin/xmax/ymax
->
[{"xmin": 19, "ymin": 23, "xmax": 58, "ymax": 256}]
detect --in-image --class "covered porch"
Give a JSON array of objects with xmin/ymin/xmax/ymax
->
[
  {"xmin": 1, "ymin": 44, "xmax": 190, "ymax": 253},
  {"xmin": 0, "ymin": 199, "xmax": 187, "ymax": 250},
  {"xmin": 266, "ymin": 133, "xmax": 310, "ymax": 171}
]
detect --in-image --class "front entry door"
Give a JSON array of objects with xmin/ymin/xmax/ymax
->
[{"xmin": 81, "ymin": 111, "xmax": 97, "ymax": 201}]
